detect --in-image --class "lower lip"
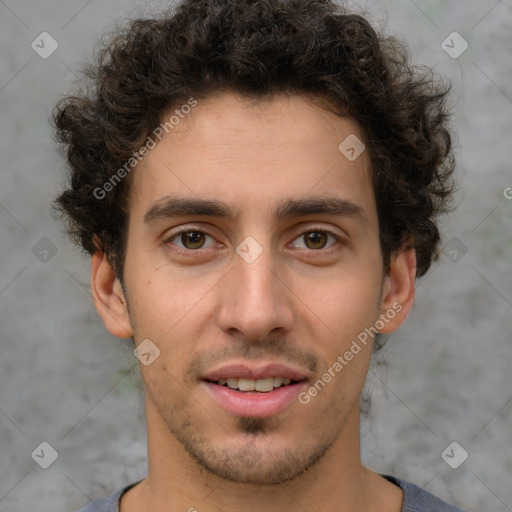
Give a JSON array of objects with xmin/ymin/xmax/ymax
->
[{"xmin": 202, "ymin": 381, "xmax": 307, "ymax": 418}]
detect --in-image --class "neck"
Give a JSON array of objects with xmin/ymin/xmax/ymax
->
[{"xmin": 121, "ymin": 397, "xmax": 401, "ymax": 512}]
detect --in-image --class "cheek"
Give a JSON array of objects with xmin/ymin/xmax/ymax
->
[
  {"xmin": 299, "ymin": 272, "xmax": 381, "ymax": 407},
  {"xmin": 310, "ymin": 267, "xmax": 382, "ymax": 344},
  {"xmin": 126, "ymin": 267, "xmax": 221, "ymax": 386},
  {"xmin": 142, "ymin": 362, "xmax": 193, "ymax": 423},
  {"xmin": 125, "ymin": 259, "xmax": 213, "ymax": 335}
]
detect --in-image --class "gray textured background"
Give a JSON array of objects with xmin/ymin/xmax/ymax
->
[{"xmin": 1, "ymin": 1, "xmax": 511, "ymax": 511}]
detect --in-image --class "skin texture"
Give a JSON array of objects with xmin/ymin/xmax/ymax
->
[{"xmin": 91, "ymin": 92, "xmax": 416, "ymax": 512}]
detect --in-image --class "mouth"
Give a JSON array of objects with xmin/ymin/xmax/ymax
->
[
  {"xmin": 210, "ymin": 376, "xmax": 297, "ymax": 393},
  {"xmin": 201, "ymin": 364, "xmax": 309, "ymax": 418}
]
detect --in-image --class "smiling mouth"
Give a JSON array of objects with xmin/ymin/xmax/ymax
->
[
  {"xmin": 208, "ymin": 377, "xmax": 299, "ymax": 393},
  {"xmin": 202, "ymin": 373, "xmax": 308, "ymax": 417}
]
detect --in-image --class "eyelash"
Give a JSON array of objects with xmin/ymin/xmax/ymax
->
[{"xmin": 163, "ymin": 227, "xmax": 342, "ymax": 256}]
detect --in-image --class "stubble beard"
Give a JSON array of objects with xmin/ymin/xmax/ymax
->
[{"xmin": 166, "ymin": 413, "xmax": 338, "ymax": 485}]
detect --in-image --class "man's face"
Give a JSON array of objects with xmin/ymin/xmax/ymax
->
[{"xmin": 121, "ymin": 92, "xmax": 389, "ymax": 484}]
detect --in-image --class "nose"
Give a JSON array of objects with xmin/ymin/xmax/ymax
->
[{"xmin": 217, "ymin": 246, "xmax": 294, "ymax": 342}]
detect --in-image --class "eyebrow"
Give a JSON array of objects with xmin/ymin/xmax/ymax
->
[{"xmin": 144, "ymin": 195, "xmax": 367, "ymax": 225}]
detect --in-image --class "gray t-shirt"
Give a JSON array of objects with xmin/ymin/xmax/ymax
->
[{"xmin": 75, "ymin": 475, "xmax": 466, "ymax": 511}]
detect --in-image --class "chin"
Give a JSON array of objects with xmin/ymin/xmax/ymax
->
[{"xmin": 177, "ymin": 422, "xmax": 336, "ymax": 485}]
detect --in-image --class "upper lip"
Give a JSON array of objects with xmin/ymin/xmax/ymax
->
[{"xmin": 202, "ymin": 362, "xmax": 308, "ymax": 382}]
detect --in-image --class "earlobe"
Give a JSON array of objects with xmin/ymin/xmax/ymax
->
[
  {"xmin": 378, "ymin": 249, "xmax": 416, "ymax": 334},
  {"xmin": 90, "ymin": 250, "xmax": 133, "ymax": 338}
]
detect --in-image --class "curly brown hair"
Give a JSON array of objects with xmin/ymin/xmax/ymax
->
[{"xmin": 53, "ymin": 0, "xmax": 455, "ymax": 283}]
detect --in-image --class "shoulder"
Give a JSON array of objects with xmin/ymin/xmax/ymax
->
[
  {"xmin": 73, "ymin": 482, "xmax": 138, "ymax": 512},
  {"xmin": 382, "ymin": 475, "xmax": 466, "ymax": 512},
  {"xmin": 74, "ymin": 493, "xmax": 116, "ymax": 512}
]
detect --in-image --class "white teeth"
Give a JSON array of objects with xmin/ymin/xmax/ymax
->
[
  {"xmin": 273, "ymin": 377, "xmax": 284, "ymax": 388},
  {"xmin": 226, "ymin": 378, "xmax": 238, "ymax": 389},
  {"xmin": 238, "ymin": 378, "xmax": 255, "ymax": 391},
  {"xmin": 255, "ymin": 377, "xmax": 274, "ymax": 392},
  {"xmin": 216, "ymin": 377, "xmax": 294, "ymax": 392}
]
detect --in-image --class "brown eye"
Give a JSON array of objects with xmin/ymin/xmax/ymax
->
[
  {"xmin": 292, "ymin": 230, "xmax": 338, "ymax": 251},
  {"xmin": 168, "ymin": 230, "xmax": 216, "ymax": 251},
  {"xmin": 181, "ymin": 231, "xmax": 205, "ymax": 249},
  {"xmin": 303, "ymin": 231, "xmax": 329, "ymax": 249}
]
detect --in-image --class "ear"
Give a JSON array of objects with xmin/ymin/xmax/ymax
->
[
  {"xmin": 90, "ymin": 250, "xmax": 133, "ymax": 338},
  {"xmin": 378, "ymin": 248, "xmax": 416, "ymax": 334}
]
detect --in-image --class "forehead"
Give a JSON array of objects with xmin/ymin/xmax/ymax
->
[{"xmin": 130, "ymin": 92, "xmax": 375, "ymax": 224}]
